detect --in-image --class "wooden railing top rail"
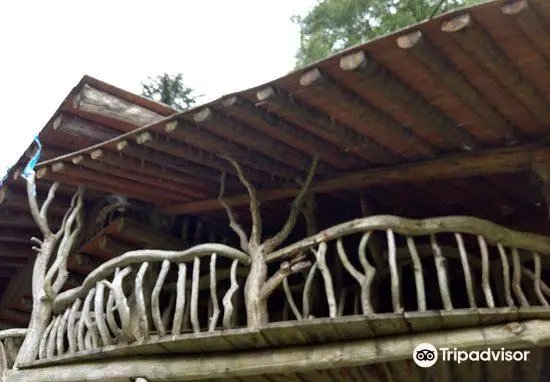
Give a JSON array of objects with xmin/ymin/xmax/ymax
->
[
  {"xmin": 266, "ymin": 215, "xmax": 550, "ymax": 262},
  {"xmin": 0, "ymin": 329, "xmax": 27, "ymax": 340},
  {"xmin": 53, "ymin": 244, "xmax": 249, "ymax": 312}
]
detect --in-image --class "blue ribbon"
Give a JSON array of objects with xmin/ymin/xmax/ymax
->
[{"xmin": 21, "ymin": 137, "xmax": 43, "ymax": 196}]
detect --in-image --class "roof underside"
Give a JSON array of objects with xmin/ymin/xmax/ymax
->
[{"xmin": 1, "ymin": 0, "xmax": 550, "ymax": 324}]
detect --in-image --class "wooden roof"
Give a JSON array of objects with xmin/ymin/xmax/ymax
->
[{"xmin": 1, "ymin": 0, "xmax": 550, "ymax": 324}]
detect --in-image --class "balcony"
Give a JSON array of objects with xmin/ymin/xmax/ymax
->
[{"xmin": 4, "ymin": 215, "xmax": 550, "ymax": 381}]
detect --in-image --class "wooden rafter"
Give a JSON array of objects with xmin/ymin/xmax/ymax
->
[
  {"xmin": 222, "ymin": 96, "xmax": 363, "ymax": 169},
  {"xmin": 396, "ymin": 30, "xmax": 519, "ymax": 144},
  {"xmin": 441, "ymin": 12, "xmax": 550, "ymax": 126},
  {"xmin": 157, "ymin": 143, "xmax": 550, "ymax": 214},
  {"xmin": 194, "ymin": 108, "xmax": 335, "ymax": 175},
  {"xmin": 256, "ymin": 86, "xmax": 397, "ymax": 165},
  {"xmin": 339, "ymin": 50, "xmax": 481, "ymax": 151},
  {"xmin": 299, "ymin": 68, "xmax": 438, "ymax": 158}
]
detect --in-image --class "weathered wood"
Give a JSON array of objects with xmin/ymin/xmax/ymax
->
[
  {"xmin": 339, "ymin": 50, "xmax": 480, "ymax": 150},
  {"xmin": 268, "ymin": 215, "xmax": 550, "ymax": 261},
  {"xmin": 152, "ymin": 260, "xmax": 170, "ymax": 337},
  {"xmin": 222, "ymin": 96, "xmax": 361, "ymax": 169},
  {"xmin": 502, "ymin": 0, "xmax": 550, "ymax": 63},
  {"xmin": 191, "ymin": 257, "xmax": 201, "ymax": 333},
  {"xmin": 300, "ymin": 68, "xmax": 438, "ymax": 157},
  {"xmin": 104, "ymin": 218, "xmax": 186, "ymax": 250},
  {"xmin": 11, "ymin": 319, "xmax": 550, "ymax": 381},
  {"xmin": 72, "ymin": 154, "xmax": 194, "ymax": 201},
  {"xmin": 477, "ymin": 235, "xmax": 495, "ymax": 308},
  {"xmin": 257, "ymin": 86, "xmax": 396, "ymax": 165},
  {"xmin": 396, "ymin": 30, "xmax": 519, "ymax": 143},
  {"xmin": 194, "ymin": 108, "xmax": 314, "ymax": 178},
  {"xmin": 441, "ymin": 12, "xmax": 550, "ymax": 125},
  {"xmin": 52, "ymin": 114, "xmax": 121, "ymax": 142},
  {"xmin": 36, "ymin": 167, "xmax": 167, "ymax": 205},
  {"xmin": 172, "ymin": 263, "xmax": 187, "ymax": 335},
  {"xmin": 73, "ymin": 84, "xmax": 165, "ymax": 126},
  {"xmin": 89, "ymin": 149, "xmax": 211, "ymax": 199},
  {"xmin": 159, "ymin": 143, "xmax": 550, "ymax": 214}
]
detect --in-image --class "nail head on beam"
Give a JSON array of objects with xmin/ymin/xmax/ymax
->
[
  {"xmin": 501, "ymin": 0, "xmax": 527, "ymax": 15},
  {"xmin": 193, "ymin": 108, "xmax": 212, "ymax": 123},
  {"xmin": 299, "ymin": 68, "xmax": 324, "ymax": 87},
  {"xmin": 441, "ymin": 13, "xmax": 471, "ymax": 33},
  {"xmin": 52, "ymin": 115, "xmax": 63, "ymax": 130},
  {"xmin": 90, "ymin": 149, "xmax": 104, "ymax": 160},
  {"xmin": 396, "ymin": 30, "xmax": 423, "ymax": 49},
  {"xmin": 36, "ymin": 168, "xmax": 48, "ymax": 179}
]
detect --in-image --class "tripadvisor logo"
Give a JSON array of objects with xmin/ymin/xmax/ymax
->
[{"xmin": 413, "ymin": 343, "xmax": 530, "ymax": 367}]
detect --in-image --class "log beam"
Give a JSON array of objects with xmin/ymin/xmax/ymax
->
[
  {"xmin": 223, "ymin": 96, "xmax": 363, "ymax": 169},
  {"xmin": 72, "ymin": 155, "xmax": 193, "ymax": 202},
  {"xmin": 157, "ymin": 142, "xmax": 550, "ymax": 214},
  {"xmin": 103, "ymin": 218, "xmax": 186, "ymax": 250},
  {"xmin": 256, "ymin": 86, "xmax": 396, "ymax": 165},
  {"xmin": 339, "ymin": 50, "xmax": 480, "ymax": 151},
  {"xmin": 52, "ymin": 114, "xmax": 121, "ymax": 142},
  {"xmin": 73, "ymin": 84, "xmax": 165, "ymax": 127},
  {"xmin": 89, "ymin": 150, "xmax": 211, "ymax": 198},
  {"xmin": 396, "ymin": 30, "xmax": 519, "ymax": 144},
  {"xmin": 299, "ymin": 68, "xmax": 438, "ymax": 158},
  {"xmin": 501, "ymin": 0, "xmax": 550, "ymax": 64},
  {"xmin": 194, "ymin": 108, "xmax": 335, "ymax": 176},
  {"xmin": 140, "ymin": 128, "xmax": 275, "ymax": 186},
  {"xmin": 441, "ymin": 13, "xmax": 550, "ymax": 125},
  {"xmin": 36, "ymin": 167, "xmax": 169, "ymax": 205},
  {"xmin": 9, "ymin": 320, "xmax": 550, "ymax": 382}
]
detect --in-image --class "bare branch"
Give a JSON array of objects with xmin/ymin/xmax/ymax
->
[
  {"xmin": 222, "ymin": 155, "xmax": 262, "ymax": 247},
  {"xmin": 26, "ymin": 173, "xmax": 52, "ymax": 237},
  {"xmin": 260, "ymin": 257, "xmax": 311, "ymax": 300},
  {"xmin": 39, "ymin": 182, "xmax": 60, "ymax": 223},
  {"xmin": 218, "ymin": 172, "xmax": 250, "ymax": 253},
  {"xmin": 263, "ymin": 157, "xmax": 318, "ymax": 252}
]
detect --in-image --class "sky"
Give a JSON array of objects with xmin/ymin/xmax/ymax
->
[{"xmin": 0, "ymin": 0, "xmax": 315, "ymax": 177}]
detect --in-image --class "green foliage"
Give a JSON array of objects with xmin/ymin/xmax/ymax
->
[
  {"xmin": 292, "ymin": 0, "xmax": 481, "ymax": 68},
  {"xmin": 141, "ymin": 73, "xmax": 200, "ymax": 111}
]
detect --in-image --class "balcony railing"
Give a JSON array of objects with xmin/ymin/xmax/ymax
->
[{"xmin": 22, "ymin": 215, "xmax": 550, "ymax": 363}]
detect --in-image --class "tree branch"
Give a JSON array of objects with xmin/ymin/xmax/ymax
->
[
  {"xmin": 39, "ymin": 182, "xmax": 60, "ymax": 224},
  {"xmin": 263, "ymin": 157, "xmax": 318, "ymax": 252},
  {"xmin": 260, "ymin": 254, "xmax": 311, "ymax": 300},
  {"xmin": 218, "ymin": 172, "xmax": 250, "ymax": 253},
  {"xmin": 221, "ymin": 155, "xmax": 262, "ymax": 247},
  {"xmin": 26, "ymin": 173, "xmax": 53, "ymax": 237}
]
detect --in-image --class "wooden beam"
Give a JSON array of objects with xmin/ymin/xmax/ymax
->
[
  {"xmin": 51, "ymin": 162, "xmax": 188, "ymax": 203},
  {"xmin": 0, "ymin": 244, "xmax": 34, "ymax": 259},
  {"xmin": 223, "ymin": 96, "xmax": 363, "ymax": 169},
  {"xmin": 73, "ymin": 84, "xmax": 165, "ymax": 126},
  {"xmin": 164, "ymin": 119, "xmax": 273, "ymax": 185},
  {"xmin": 502, "ymin": 0, "xmax": 550, "ymax": 63},
  {"xmin": 441, "ymin": 13, "xmax": 550, "ymax": 126},
  {"xmin": 299, "ymin": 68, "xmax": 438, "ymax": 158},
  {"xmin": 339, "ymin": 50, "xmax": 480, "ymax": 151},
  {"xmin": 396, "ymin": 30, "xmax": 519, "ymax": 144},
  {"xmin": 67, "ymin": 253, "xmax": 104, "ymax": 275},
  {"xmin": 9, "ymin": 320, "xmax": 550, "ymax": 382},
  {"xmin": 194, "ymin": 108, "xmax": 335, "ymax": 176},
  {"xmin": 134, "ymin": 130, "xmax": 276, "ymax": 186},
  {"xmin": 72, "ymin": 155, "xmax": 194, "ymax": 202},
  {"xmin": 89, "ymin": 150, "xmax": 211, "ymax": 199},
  {"xmin": 157, "ymin": 143, "xmax": 550, "ymax": 214},
  {"xmin": 257, "ymin": 86, "xmax": 396, "ymax": 165},
  {"xmin": 52, "ymin": 114, "xmax": 121, "ymax": 142},
  {"xmin": 104, "ymin": 218, "xmax": 186, "ymax": 250},
  {"xmin": 0, "ymin": 190, "xmax": 69, "ymax": 217},
  {"xmin": 80, "ymin": 234, "xmax": 137, "ymax": 260},
  {"xmin": 36, "ymin": 167, "xmax": 169, "ymax": 205},
  {"xmin": 118, "ymin": 135, "xmax": 233, "ymax": 186}
]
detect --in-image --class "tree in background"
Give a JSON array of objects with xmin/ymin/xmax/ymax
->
[
  {"xmin": 141, "ymin": 73, "xmax": 200, "ymax": 111},
  {"xmin": 292, "ymin": 0, "xmax": 480, "ymax": 68}
]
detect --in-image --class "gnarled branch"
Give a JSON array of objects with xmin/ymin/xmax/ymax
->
[{"xmin": 218, "ymin": 172, "xmax": 250, "ymax": 253}]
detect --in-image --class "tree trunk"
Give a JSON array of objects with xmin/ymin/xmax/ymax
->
[
  {"xmin": 244, "ymin": 254, "xmax": 268, "ymax": 329},
  {"xmin": 14, "ymin": 244, "xmax": 53, "ymax": 366}
]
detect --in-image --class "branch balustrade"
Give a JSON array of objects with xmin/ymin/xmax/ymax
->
[{"xmin": 24, "ymin": 216, "xmax": 550, "ymax": 362}]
